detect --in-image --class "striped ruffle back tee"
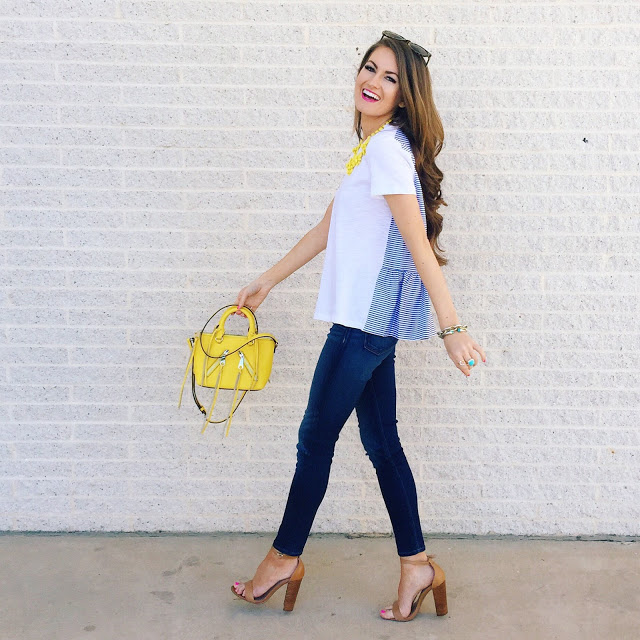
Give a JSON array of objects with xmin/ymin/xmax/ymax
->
[{"xmin": 313, "ymin": 122, "xmax": 438, "ymax": 341}]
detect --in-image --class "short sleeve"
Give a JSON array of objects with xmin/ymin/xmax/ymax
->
[{"xmin": 367, "ymin": 135, "xmax": 416, "ymax": 197}]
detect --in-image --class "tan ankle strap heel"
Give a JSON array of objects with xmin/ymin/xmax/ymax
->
[
  {"xmin": 271, "ymin": 547, "xmax": 298, "ymax": 559},
  {"xmin": 232, "ymin": 554, "xmax": 305, "ymax": 612},
  {"xmin": 388, "ymin": 554, "xmax": 448, "ymax": 621},
  {"xmin": 400, "ymin": 553, "xmax": 436, "ymax": 565}
]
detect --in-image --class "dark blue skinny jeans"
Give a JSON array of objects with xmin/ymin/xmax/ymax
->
[{"xmin": 272, "ymin": 323, "xmax": 426, "ymax": 557}]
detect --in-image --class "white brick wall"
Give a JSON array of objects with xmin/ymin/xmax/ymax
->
[{"xmin": 1, "ymin": 1, "xmax": 639, "ymax": 535}]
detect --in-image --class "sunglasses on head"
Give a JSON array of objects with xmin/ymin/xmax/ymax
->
[{"xmin": 381, "ymin": 30, "xmax": 432, "ymax": 66}]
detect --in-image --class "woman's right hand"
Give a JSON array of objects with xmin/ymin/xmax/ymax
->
[
  {"xmin": 233, "ymin": 278, "xmax": 273, "ymax": 316},
  {"xmin": 443, "ymin": 331, "xmax": 486, "ymax": 377}
]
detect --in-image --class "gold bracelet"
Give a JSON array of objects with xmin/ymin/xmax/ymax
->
[{"xmin": 437, "ymin": 324, "xmax": 468, "ymax": 339}]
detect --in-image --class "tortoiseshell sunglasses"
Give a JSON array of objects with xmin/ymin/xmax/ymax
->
[{"xmin": 381, "ymin": 30, "xmax": 432, "ymax": 66}]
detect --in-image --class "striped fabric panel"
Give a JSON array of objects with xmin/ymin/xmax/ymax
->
[{"xmin": 363, "ymin": 128, "xmax": 438, "ymax": 340}]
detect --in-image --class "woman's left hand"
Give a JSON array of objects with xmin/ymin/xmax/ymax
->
[{"xmin": 443, "ymin": 332, "xmax": 486, "ymax": 377}]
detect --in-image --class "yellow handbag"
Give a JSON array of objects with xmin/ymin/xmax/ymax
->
[{"xmin": 178, "ymin": 304, "xmax": 278, "ymax": 437}]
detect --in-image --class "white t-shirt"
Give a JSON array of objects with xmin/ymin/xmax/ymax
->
[{"xmin": 313, "ymin": 122, "xmax": 438, "ymax": 341}]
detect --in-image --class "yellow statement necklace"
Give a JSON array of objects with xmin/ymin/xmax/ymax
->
[{"xmin": 345, "ymin": 118, "xmax": 392, "ymax": 175}]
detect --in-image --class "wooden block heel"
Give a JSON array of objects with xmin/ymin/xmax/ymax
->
[
  {"xmin": 432, "ymin": 578, "xmax": 448, "ymax": 616},
  {"xmin": 283, "ymin": 578, "xmax": 303, "ymax": 611}
]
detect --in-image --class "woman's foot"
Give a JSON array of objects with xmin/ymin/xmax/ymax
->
[
  {"xmin": 380, "ymin": 551, "xmax": 436, "ymax": 620},
  {"xmin": 232, "ymin": 547, "xmax": 299, "ymax": 599}
]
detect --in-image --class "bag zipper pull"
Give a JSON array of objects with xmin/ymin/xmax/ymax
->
[{"xmin": 206, "ymin": 349, "xmax": 229, "ymax": 377}]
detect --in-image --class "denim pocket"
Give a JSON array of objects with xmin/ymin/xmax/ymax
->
[{"xmin": 363, "ymin": 332, "xmax": 398, "ymax": 355}]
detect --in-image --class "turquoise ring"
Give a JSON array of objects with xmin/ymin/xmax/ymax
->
[{"xmin": 467, "ymin": 359, "xmax": 475, "ymax": 367}]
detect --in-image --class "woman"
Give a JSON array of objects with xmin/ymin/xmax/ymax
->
[{"xmin": 230, "ymin": 31, "xmax": 486, "ymax": 622}]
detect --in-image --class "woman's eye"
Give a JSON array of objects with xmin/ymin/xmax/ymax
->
[{"xmin": 364, "ymin": 64, "xmax": 396, "ymax": 83}]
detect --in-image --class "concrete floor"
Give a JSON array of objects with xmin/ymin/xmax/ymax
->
[{"xmin": 0, "ymin": 533, "xmax": 638, "ymax": 640}]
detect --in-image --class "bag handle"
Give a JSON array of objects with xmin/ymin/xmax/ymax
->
[
  {"xmin": 198, "ymin": 305, "xmax": 277, "ymax": 359},
  {"xmin": 201, "ymin": 304, "xmax": 257, "ymax": 339}
]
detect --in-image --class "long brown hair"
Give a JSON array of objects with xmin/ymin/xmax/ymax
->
[{"xmin": 353, "ymin": 37, "xmax": 448, "ymax": 266}]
